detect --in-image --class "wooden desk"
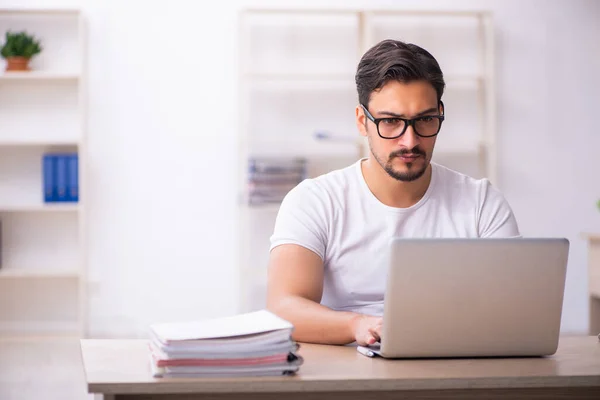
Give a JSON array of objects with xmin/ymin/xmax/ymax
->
[
  {"xmin": 584, "ymin": 233, "xmax": 600, "ymax": 334},
  {"xmin": 81, "ymin": 336, "xmax": 600, "ymax": 400}
]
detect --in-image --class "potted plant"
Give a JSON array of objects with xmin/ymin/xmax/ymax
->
[{"xmin": 0, "ymin": 30, "xmax": 42, "ymax": 72}]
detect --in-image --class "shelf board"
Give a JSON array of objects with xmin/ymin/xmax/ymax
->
[
  {"xmin": 0, "ymin": 71, "xmax": 80, "ymax": 82},
  {"xmin": 366, "ymin": 9, "xmax": 490, "ymax": 18},
  {"xmin": 0, "ymin": 8, "xmax": 80, "ymax": 16},
  {"xmin": 243, "ymin": 8, "xmax": 488, "ymax": 17},
  {"xmin": 0, "ymin": 267, "xmax": 80, "ymax": 279},
  {"xmin": 244, "ymin": 72, "xmax": 354, "ymax": 80},
  {"xmin": 0, "ymin": 139, "xmax": 81, "ymax": 147},
  {"xmin": 0, "ymin": 203, "xmax": 80, "ymax": 213}
]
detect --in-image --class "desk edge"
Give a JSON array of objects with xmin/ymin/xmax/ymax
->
[{"xmin": 87, "ymin": 375, "xmax": 600, "ymax": 395}]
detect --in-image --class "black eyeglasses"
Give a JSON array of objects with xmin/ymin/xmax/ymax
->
[{"xmin": 361, "ymin": 101, "xmax": 445, "ymax": 139}]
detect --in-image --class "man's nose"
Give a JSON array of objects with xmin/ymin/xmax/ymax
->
[{"xmin": 396, "ymin": 124, "xmax": 421, "ymax": 150}]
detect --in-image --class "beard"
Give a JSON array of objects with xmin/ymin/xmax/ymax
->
[
  {"xmin": 369, "ymin": 138, "xmax": 429, "ymax": 182},
  {"xmin": 384, "ymin": 155, "xmax": 427, "ymax": 182}
]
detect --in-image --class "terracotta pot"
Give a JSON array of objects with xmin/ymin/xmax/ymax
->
[{"xmin": 5, "ymin": 57, "xmax": 30, "ymax": 72}]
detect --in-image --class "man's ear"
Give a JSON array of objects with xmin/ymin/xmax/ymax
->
[
  {"xmin": 356, "ymin": 105, "xmax": 367, "ymax": 138},
  {"xmin": 439, "ymin": 100, "xmax": 445, "ymax": 115}
]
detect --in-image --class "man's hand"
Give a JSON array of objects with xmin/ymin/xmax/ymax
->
[{"xmin": 350, "ymin": 314, "xmax": 383, "ymax": 346}]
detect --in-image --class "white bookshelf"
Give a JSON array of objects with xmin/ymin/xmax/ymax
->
[
  {"xmin": 0, "ymin": 8, "xmax": 86, "ymax": 339},
  {"xmin": 237, "ymin": 8, "xmax": 496, "ymax": 312}
]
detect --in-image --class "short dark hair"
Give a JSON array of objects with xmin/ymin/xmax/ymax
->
[{"xmin": 355, "ymin": 39, "xmax": 445, "ymax": 107}]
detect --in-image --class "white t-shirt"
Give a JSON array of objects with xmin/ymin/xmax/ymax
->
[{"xmin": 269, "ymin": 159, "xmax": 520, "ymax": 317}]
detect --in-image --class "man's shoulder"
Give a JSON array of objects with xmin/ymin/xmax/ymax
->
[
  {"xmin": 431, "ymin": 162, "xmax": 512, "ymax": 215},
  {"xmin": 296, "ymin": 160, "xmax": 360, "ymax": 195},
  {"xmin": 432, "ymin": 162, "xmax": 492, "ymax": 191}
]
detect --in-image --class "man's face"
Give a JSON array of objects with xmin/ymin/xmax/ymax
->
[{"xmin": 356, "ymin": 80, "xmax": 442, "ymax": 182}]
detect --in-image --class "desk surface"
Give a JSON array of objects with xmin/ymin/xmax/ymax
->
[{"xmin": 80, "ymin": 336, "xmax": 600, "ymax": 396}]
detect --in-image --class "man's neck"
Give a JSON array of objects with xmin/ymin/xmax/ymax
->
[{"xmin": 361, "ymin": 158, "xmax": 433, "ymax": 209}]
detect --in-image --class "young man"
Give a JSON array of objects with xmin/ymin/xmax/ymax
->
[{"xmin": 265, "ymin": 39, "xmax": 520, "ymax": 346}]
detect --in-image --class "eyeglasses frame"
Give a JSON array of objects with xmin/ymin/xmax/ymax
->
[{"xmin": 360, "ymin": 101, "xmax": 445, "ymax": 139}]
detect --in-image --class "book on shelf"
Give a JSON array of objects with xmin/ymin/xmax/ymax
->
[
  {"xmin": 43, "ymin": 152, "xmax": 79, "ymax": 203},
  {"xmin": 247, "ymin": 157, "xmax": 307, "ymax": 205},
  {"xmin": 148, "ymin": 309, "xmax": 303, "ymax": 378}
]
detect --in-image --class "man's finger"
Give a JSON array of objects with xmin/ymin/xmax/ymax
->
[
  {"xmin": 368, "ymin": 327, "xmax": 381, "ymax": 342},
  {"xmin": 374, "ymin": 325, "xmax": 382, "ymax": 341},
  {"xmin": 365, "ymin": 332, "xmax": 377, "ymax": 345}
]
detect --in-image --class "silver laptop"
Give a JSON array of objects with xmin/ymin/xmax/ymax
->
[{"xmin": 362, "ymin": 237, "xmax": 569, "ymax": 358}]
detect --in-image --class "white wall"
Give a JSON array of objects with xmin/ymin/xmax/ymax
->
[
  {"xmin": 490, "ymin": 0, "xmax": 600, "ymax": 333},
  {"xmin": 80, "ymin": 0, "xmax": 242, "ymax": 336},
  {"xmin": 7, "ymin": 0, "xmax": 598, "ymax": 336}
]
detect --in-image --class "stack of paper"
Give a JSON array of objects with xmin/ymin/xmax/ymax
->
[{"xmin": 148, "ymin": 310, "xmax": 303, "ymax": 378}]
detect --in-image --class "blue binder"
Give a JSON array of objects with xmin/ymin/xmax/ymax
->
[
  {"xmin": 55, "ymin": 154, "xmax": 68, "ymax": 202},
  {"xmin": 43, "ymin": 154, "xmax": 56, "ymax": 202},
  {"xmin": 67, "ymin": 153, "xmax": 79, "ymax": 202},
  {"xmin": 42, "ymin": 152, "xmax": 79, "ymax": 203}
]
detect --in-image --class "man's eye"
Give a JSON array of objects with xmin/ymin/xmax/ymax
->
[
  {"xmin": 420, "ymin": 116, "xmax": 434, "ymax": 122},
  {"xmin": 381, "ymin": 118, "xmax": 401, "ymax": 125}
]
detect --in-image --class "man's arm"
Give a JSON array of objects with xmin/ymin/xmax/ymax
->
[
  {"xmin": 266, "ymin": 243, "xmax": 381, "ymax": 345},
  {"xmin": 478, "ymin": 181, "xmax": 521, "ymax": 238}
]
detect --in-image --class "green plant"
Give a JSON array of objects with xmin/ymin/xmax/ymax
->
[{"xmin": 0, "ymin": 31, "xmax": 42, "ymax": 59}]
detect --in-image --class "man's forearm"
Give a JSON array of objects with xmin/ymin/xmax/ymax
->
[{"xmin": 268, "ymin": 295, "xmax": 360, "ymax": 345}]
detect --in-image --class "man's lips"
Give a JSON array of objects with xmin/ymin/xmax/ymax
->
[{"xmin": 396, "ymin": 154, "xmax": 422, "ymax": 161}]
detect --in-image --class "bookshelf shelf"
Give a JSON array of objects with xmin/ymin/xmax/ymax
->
[
  {"xmin": 0, "ymin": 8, "xmax": 80, "ymax": 16},
  {"xmin": 0, "ymin": 140, "xmax": 81, "ymax": 146},
  {"xmin": 0, "ymin": 8, "xmax": 87, "ymax": 340},
  {"xmin": 243, "ymin": 72, "xmax": 355, "ymax": 81},
  {"xmin": 0, "ymin": 267, "xmax": 80, "ymax": 279},
  {"xmin": 0, "ymin": 203, "xmax": 80, "ymax": 213},
  {"xmin": 0, "ymin": 71, "xmax": 80, "ymax": 82}
]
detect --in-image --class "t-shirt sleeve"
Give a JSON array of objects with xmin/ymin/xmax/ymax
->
[
  {"xmin": 269, "ymin": 180, "xmax": 329, "ymax": 260},
  {"xmin": 477, "ymin": 180, "xmax": 521, "ymax": 238}
]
